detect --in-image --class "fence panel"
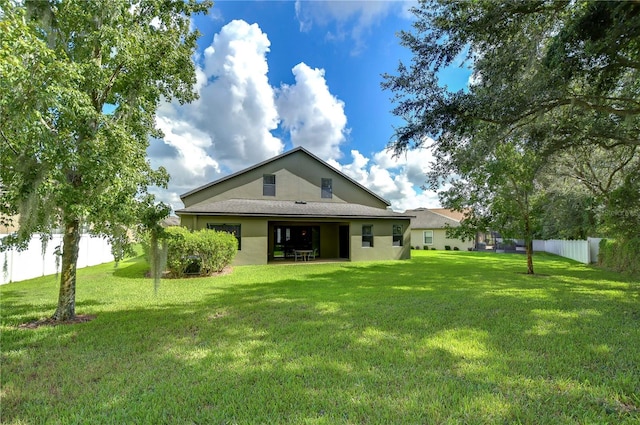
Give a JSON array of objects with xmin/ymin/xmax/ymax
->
[
  {"xmin": 1, "ymin": 234, "xmax": 113, "ymax": 285},
  {"xmin": 533, "ymin": 240, "xmax": 546, "ymax": 252},
  {"xmin": 588, "ymin": 238, "xmax": 603, "ymax": 264},
  {"xmin": 533, "ymin": 239, "xmax": 602, "ymax": 264}
]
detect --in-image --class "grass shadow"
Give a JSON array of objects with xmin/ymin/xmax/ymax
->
[{"xmin": 2, "ymin": 252, "xmax": 639, "ymax": 423}]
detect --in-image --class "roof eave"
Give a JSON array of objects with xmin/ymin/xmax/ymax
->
[{"xmin": 175, "ymin": 211, "xmax": 411, "ymax": 220}]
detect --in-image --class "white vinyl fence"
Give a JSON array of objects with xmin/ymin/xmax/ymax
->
[
  {"xmin": 533, "ymin": 238, "xmax": 603, "ymax": 264},
  {"xmin": 1, "ymin": 234, "xmax": 113, "ymax": 285}
]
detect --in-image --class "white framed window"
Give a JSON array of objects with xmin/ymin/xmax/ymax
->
[
  {"xmin": 263, "ymin": 174, "xmax": 276, "ymax": 196},
  {"xmin": 423, "ymin": 230, "xmax": 433, "ymax": 245},
  {"xmin": 362, "ymin": 225, "xmax": 373, "ymax": 247},
  {"xmin": 321, "ymin": 178, "xmax": 332, "ymax": 198}
]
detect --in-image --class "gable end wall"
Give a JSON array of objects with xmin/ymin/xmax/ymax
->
[{"xmin": 182, "ymin": 151, "xmax": 388, "ymax": 209}]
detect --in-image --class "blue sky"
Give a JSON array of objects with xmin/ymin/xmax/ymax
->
[{"xmin": 149, "ymin": 0, "xmax": 471, "ymax": 212}]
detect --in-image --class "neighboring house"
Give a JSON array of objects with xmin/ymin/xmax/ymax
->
[
  {"xmin": 176, "ymin": 147, "xmax": 412, "ymax": 265},
  {"xmin": 161, "ymin": 216, "xmax": 181, "ymax": 227},
  {"xmin": 406, "ymin": 208, "xmax": 475, "ymax": 251}
]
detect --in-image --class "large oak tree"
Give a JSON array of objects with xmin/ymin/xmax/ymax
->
[
  {"xmin": 384, "ymin": 0, "xmax": 639, "ymax": 154},
  {"xmin": 0, "ymin": 0, "xmax": 211, "ymax": 320},
  {"xmin": 383, "ymin": 0, "xmax": 640, "ymax": 270}
]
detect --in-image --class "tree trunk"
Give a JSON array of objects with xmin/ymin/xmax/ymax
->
[
  {"xmin": 52, "ymin": 218, "xmax": 81, "ymax": 321},
  {"xmin": 524, "ymin": 211, "xmax": 535, "ymax": 275},
  {"xmin": 526, "ymin": 239, "xmax": 534, "ymax": 275}
]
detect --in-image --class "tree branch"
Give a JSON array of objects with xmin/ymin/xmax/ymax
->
[
  {"xmin": 0, "ymin": 129, "xmax": 19, "ymax": 156},
  {"xmin": 39, "ymin": 116, "xmax": 58, "ymax": 134},
  {"xmin": 604, "ymin": 149, "xmax": 637, "ymax": 193},
  {"xmin": 98, "ymin": 63, "xmax": 124, "ymax": 109},
  {"xmin": 614, "ymin": 53, "xmax": 640, "ymax": 71}
]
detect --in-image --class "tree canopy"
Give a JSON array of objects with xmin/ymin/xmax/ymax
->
[
  {"xmin": 383, "ymin": 0, "xmax": 640, "ymax": 270},
  {"xmin": 384, "ymin": 0, "xmax": 639, "ymax": 154},
  {"xmin": 0, "ymin": 0, "xmax": 211, "ymax": 320}
]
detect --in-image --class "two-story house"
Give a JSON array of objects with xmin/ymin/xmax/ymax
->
[{"xmin": 176, "ymin": 147, "xmax": 412, "ymax": 265}]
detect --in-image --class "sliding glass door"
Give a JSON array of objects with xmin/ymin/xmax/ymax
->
[{"xmin": 273, "ymin": 225, "xmax": 319, "ymax": 259}]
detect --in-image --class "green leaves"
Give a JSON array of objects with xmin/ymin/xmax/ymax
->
[
  {"xmin": 385, "ymin": 0, "xmax": 640, "ymax": 151},
  {"xmin": 1, "ymin": 0, "xmax": 211, "ymax": 318},
  {"xmin": 1, "ymin": 0, "xmax": 210, "ymax": 243},
  {"xmin": 384, "ymin": 0, "xmax": 639, "ymax": 250},
  {"xmin": 149, "ymin": 227, "xmax": 238, "ymax": 278}
]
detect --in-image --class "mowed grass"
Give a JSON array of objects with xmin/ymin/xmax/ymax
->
[{"xmin": 1, "ymin": 251, "xmax": 639, "ymax": 424}]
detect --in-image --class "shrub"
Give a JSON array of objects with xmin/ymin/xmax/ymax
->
[
  {"xmin": 164, "ymin": 227, "xmax": 197, "ymax": 278},
  {"xmin": 143, "ymin": 227, "xmax": 237, "ymax": 278},
  {"xmin": 453, "ymin": 247, "xmax": 459, "ymax": 251},
  {"xmin": 598, "ymin": 238, "xmax": 640, "ymax": 275},
  {"xmin": 445, "ymin": 245, "xmax": 451, "ymax": 251},
  {"xmin": 195, "ymin": 229, "xmax": 238, "ymax": 274}
]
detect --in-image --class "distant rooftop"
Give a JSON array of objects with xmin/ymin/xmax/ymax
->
[{"xmin": 404, "ymin": 208, "xmax": 464, "ymax": 228}]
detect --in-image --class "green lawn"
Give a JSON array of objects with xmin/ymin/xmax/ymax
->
[{"xmin": 1, "ymin": 251, "xmax": 639, "ymax": 424}]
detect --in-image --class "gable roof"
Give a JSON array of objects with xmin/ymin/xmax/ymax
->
[
  {"xmin": 176, "ymin": 199, "xmax": 411, "ymax": 219},
  {"xmin": 428, "ymin": 208, "xmax": 466, "ymax": 221},
  {"xmin": 405, "ymin": 208, "xmax": 463, "ymax": 229},
  {"xmin": 180, "ymin": 146, "xmax": 391, "ymax": 206}
]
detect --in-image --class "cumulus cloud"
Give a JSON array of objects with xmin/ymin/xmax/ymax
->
[
  {"xmin": 151, "ymin": 20, "xmax": 284, "ymax": 208},
  {"xmin": 150, "ymin": 17, "xmax": 430, "ymax": 213},
  {"xmin": 198, "ymin": 20, "xmax": 283, "ymax": 169},
  {"xmin": 329, "ymin": 146, "xmax": 441, "ymax": 211},
  {"xmin": 150, "ymin": 19, "xmax": 353, "ymax": 210},
  {"xmin": 276, "ymin": 63, "xmax": 348, "ymax": 161},
  {"xmin": 149, "ymin": 102, "xmax": 222, "ymax": 200}
]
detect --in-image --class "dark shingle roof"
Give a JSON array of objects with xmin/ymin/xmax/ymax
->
[{"xmin": 176, "ymin": 199, "xmax": 412, "ymax": 220}]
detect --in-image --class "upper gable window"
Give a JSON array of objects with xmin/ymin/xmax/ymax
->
[
  {"xmin": 263, "ymin": 174, "xmax": 276, "ymax": 196},
  {"xmin": 321, "ymin": 178, "xmax": 332, "ymax": 199}
]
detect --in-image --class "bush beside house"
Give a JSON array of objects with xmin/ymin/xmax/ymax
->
[{"xmin": 142, "ymin": 227, "xmax": 237, "ymax": 278}]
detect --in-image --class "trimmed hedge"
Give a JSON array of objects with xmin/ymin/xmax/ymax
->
[
  {"xmin": 598, "ymin": 238, "xmax": 640, "ymax": 276},
  {"xmin": 142, "ymin": 227, "xmax": 237, "ymax": 278}
]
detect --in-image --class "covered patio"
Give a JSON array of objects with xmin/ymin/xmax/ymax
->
[{"xmin": 267, "ymin": 220, "xmax": 351, "ymax": 262}]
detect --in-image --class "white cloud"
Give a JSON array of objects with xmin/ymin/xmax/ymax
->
[
  {"xmin": 295, "ymin": 0, "xmax": 416, "ymax": 54},
  {"xmin": 198, "ymin": 20, "xmax": 283, "ymax": 169},
  {"xmin": 330, "ymin": 147, "xmax": 441, "ymax": 211},
  {"xmin": 148, "ymin": 17, "xmax": 432, "ymax": 213},
  {"xmin": 155, "ymin": 115, "xmax": 219, "ymax": 174},
  {"xmin": 151, "ymin": 20, "xmax": 284, "ymax": 209},
  {"xmin": 151, "ymin": 20, "xmax": 350, "ymax": 210},
  {"xmin": 276, "ymin": 63, "xmax": 348, "ymax": 161},
  {"xmin": 149, "ymin": 103, "xmax": 222, "ymax": 201}
]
